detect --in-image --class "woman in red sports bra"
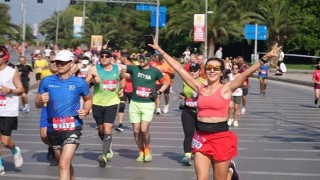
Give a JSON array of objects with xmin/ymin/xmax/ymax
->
[{"xmin": 149, "ymin": 42, "xmax": 281, "ymax": 180}]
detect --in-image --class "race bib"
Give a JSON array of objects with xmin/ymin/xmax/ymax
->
[
  {"xmin": 0, "ymin": 95, "xmax": 7, "ymax": 106},
  {"xmin": 192, "ymin": 134, "xmax": 206, "ymax": 149},
  {"xmin": 52, "ymin": 116, "xmax": 75, "ymax": 131},
  {"xmin": 136, "ymin": 86, "xmax": 151, "ymax": 98},
  {"xmin": 185, "ymin": 98, "xmax": 197, "ymax": 108},
  {"xmin": 261, "ymin": 70, "xmax": 267, "ymax": 74},
  {"xmin": 103, "ymin": 80, "xmax": 118, "ymax": 91}
]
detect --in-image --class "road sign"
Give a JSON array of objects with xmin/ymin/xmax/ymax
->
[
  {"xmin": 245, "ymin": 25, "xmax": 267, "ymax": 34},
  {"xmin": 245, "ymin": 34, "xmax": 267, "ymax": 40},
  {"xmin": 136, "ymin": 4, "xmax": 166, "ymax": 12},
  {"xmin": 151, "ymin": 11, "xmax": 166, "ymax": 27}
]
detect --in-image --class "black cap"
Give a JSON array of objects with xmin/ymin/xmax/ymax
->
[
  {"xmin": 189, "ymin": 63, "xmax": 200, "ymax": 71},
  {"xmin": 100, "ymin": 49, "xmax": 113, "ymax": 57}
]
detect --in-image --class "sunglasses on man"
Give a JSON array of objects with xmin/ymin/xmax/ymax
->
[
  {"xmin": 55, "ymin": 60, "xmax": 72, "ymax": 66},
  {"xmin": 0, "ymin": 54, "xmax": 5, "ymax": 58},
  {"xmin": 100, "ymin": 54, "xmax": 112, "ymax": 59}
]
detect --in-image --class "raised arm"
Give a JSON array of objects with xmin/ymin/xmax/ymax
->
[
  {"xmin": 149, "ymin": 43, "xmax": 202, "ymax": 91},
  {"xmin": 230, "ymin": 44, "xmax": 282, "ymax": 92}
]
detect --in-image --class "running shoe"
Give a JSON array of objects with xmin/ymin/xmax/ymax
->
[
  {"xmin": 0, "ymin": 166, "xmax": 5, "ymax": 175},
  {"xmin": 229, "ymin": 160, "xmax": 239, "ymax": 180},
  {"xmin": 98, "ymin": 155, "xmax": 107, "ymax": 167},
  {"xmin": 144, "ymin": 152, "xmax": 152, "ymax": 162},
  {"xmin": 156, "ymin": 108, "xmax": 161, "ymax": 115},
  {"xmin": 315, "ymin": 99, "xmax": 318, "ymax": 105},
  {"xmin": 163, "ymin": 104, "xmax": 169, "ymax": 114},
  {"xmin": 106, "ymin": 144, "xmax": 113, "ymax": 161},
  {"xmin": 227, "ymin": 118, "xmax": 233, "ymax": 126},
  {"xmin": 233, "ymin": 121, "xmax": 239, "ymax": 127},
  {"xmin": 47, "ymin": 147, "xmax": 54, "ymax": 161},
  {"xmin": 136, "ymin": 151, "xmax": 144, "ymax": 162},
  {"xmin": 13, "ymin": 146, "xmax": 23, "ymax": 168},
  {"xmin": 240, "ymin": 107, "xmax": 246, "ymax": 115},
  {"xmin": 115, "ymin": 124, "xmax": 124, "ymax": 132},
  {"xmin": 50, "ymin": 158, "xmax": 59, "ymax": 166},
  {"xmin": 181, "ymin": 156, "xmax": 192, "ymax": 166}
]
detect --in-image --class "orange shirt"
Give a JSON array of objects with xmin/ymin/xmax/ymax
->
[{"xmin": 155, "ymin": 61, "xmax": 175, "ymax": 85}]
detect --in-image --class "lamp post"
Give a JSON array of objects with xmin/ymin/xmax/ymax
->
[
  {"xmin": 204, "ymin": 0, "xmax": 208, "ymax": 61},
  {"xmin": 82, "ymin": 0, "xmax": 86, "ymax": 35},
  {"xmin": 21, "ymin": 0, "xmax": 27, "ymax": 56},
  {"xmin": 55, "ymin": 0, "xmax": 61, "ymax": 44}
]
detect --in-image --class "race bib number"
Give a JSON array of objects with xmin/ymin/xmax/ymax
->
[
  {"xmin": 103, "ymin": 80, "xmax": 118, "ymax": 91},
  {"xmin": 0, "ymin": 95, "xmax": 7, "ymax": 106},
  {"xmin": 192, "ymin": 134, "xmax": 206, "ymax": 149},
  {"xmin": 261, "ymin": 70, "xmax": 267, "ymax": 74},
  {"xmin": 185, "ymin": 98, "xmax": 197, "ymax": 108},
  {"xmin": 136, "ymin": 86, "xmax": 151, "ymax": 98},
  {"xmin": 52, "ymin": 116, "xmax": 75, "ymax": 131}
]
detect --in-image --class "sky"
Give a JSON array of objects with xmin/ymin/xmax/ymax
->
[{"xmin": 4, "ymin": 0, "xmax": 69, "ymax": 26}]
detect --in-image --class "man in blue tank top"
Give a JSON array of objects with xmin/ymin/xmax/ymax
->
[{"xmin": 35, "ymin": 50, "xmax": 92, "ymax": 180}]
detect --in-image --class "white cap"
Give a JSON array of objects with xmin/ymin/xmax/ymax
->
[
  {"xmin": 81, "ymin": 60, "xmax": 89, "ymax": 65},
  {"xmin": 84, "ymin": 52, "xmax": 92, "ymax": 60},
  {"xmin": 55, "ymin": 50, "xmax": 74, "ymax": 62}
]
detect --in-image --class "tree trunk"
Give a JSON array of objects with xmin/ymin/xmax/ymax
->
[{"xmin": 208, "ymin": 38, "xmax": 215, "ymax": 59}]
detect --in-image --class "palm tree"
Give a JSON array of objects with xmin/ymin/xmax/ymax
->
[
  {"xmin": 164, "ymin": 0, "xmax": 256, "ymax": 58},
  {"xmin": 0, "ymin": 4, "xmax": 19, "ymax": 44}
]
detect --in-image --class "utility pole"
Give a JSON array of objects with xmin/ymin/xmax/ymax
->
[
  {"xmin": 55, "ymin": 0, "xmax": 61, "ymax": 44},
  {"xmin": 22, "ymin": 0, "xmax": 27, "ymax": 56}
]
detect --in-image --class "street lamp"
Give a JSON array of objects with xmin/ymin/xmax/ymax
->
[{"xmin": 55, "ymin": 0, "xmax": 61, "ymax": 44}]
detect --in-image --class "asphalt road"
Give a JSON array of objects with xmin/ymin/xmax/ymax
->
[{"xmin": 1, "ymin": 71, "xmax": 320, "ymax": 180}]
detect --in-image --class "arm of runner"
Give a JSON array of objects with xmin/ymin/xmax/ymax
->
[
  {"xmin": 230, "ymin": 44, "xmax": 281, "ymax": 92},
  {"xmin": 10, "ymin": 69, "xmax": 24, "ymax": 96},
  {"xmin": 149, "ymin": 42, "xmax": 202, "ymax": 92},
  {"xmin": 78, "ymin": 93, "xmax": 92, "ymax": 119}
]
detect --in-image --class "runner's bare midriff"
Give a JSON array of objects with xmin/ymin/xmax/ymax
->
[{"xmin": 197, "ymin": 117, "xmax": 227, "ymax": 123}]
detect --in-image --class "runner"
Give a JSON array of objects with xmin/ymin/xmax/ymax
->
[
  {"xmin": 119, "ymin": 53, "xmax": 169, "ymax": 162},
  {"xmin": 39, "ymin": 56, "xmax": 59, "ymax": 166},
  {"xmin": 258, "ymin": 62, "xmax": 270, "ymax": 95},
  {"xmin": 35, "ymin": 50, "xmax": 92, "ymax": 179},
  {"xmin": 228, "ymin": 64, "xmax": 243, "ymax": 127},
  {"xmin": 155, "ymin": 54, "xmax": 174, "ymax": 114},
  {"xmin": 237, "ymin": 56, "xmax": 249, "ymax": 115},
  {"xmin": 0, "ymin": 45, "xmax": 24, "ymax": 175},
  {"xmin": 16, "ymin": 56, "xmax": 33, "ymax": 113},
  {"xmin": 179, "ymin": 63, "xmax": 206, "ymax": 166},
  {"xmin": 312, "ymin": 61, "xmax": 320, "ymax": 107},
  {"xmin": 148, "ymin": 41, "xmax": 281, "ymax": 180},
  {"xmin": 85, "ymin": 49, "xmax": 126, "ymax": 167},
  {"xmin": 34, "ymin": 53, "xmax": 49, "ymax": 87},
  {"xmin": 116, "ymin": 51, "xmax": 133, "ymax": 132}
]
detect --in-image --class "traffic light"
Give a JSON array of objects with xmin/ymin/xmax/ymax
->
[
  {"xmin": 70, "ymin": 0, "xmax": 76, "ymax": 4},
  {"xmin": 38, "ymin": 0, "xmax": 43, "ymax": 3},
  {"xmin": 5, "ymin": 0, "xmax": 10, "ymax": 2}
]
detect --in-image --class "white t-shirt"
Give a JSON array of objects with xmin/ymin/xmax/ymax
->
[
  {"xmin": 280, "ymin": 62, "xmax": 287, "ymax": 73},
  {"xmin": 44, "ymin": 48, "xmax": 51, "ymax": 57}
]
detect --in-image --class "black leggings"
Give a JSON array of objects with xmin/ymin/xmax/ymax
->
[{"xmin": 181, "ymin": 109, "xmax": 197, "ymax": 153}]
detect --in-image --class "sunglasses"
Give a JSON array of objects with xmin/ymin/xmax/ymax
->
[
  {"xmin": 189, "ymin": 69, "xmax": 199, "ymax": 73},
  {"xmin": 50, "ymin": 61, "xmax": 55, "ymax": 63},
  {"xmin": 55, "ymin": 60, "xmax": 71, "ymax": 66},
  {"xmin": 205, "ymin": 65, "xmax": 221, "ymax": 71},
  {"xmin": 0, "ymin": 54, "xmax": 5, "ymax": 58},
  {"xmin": 139, "ymin": 57, "xmax": 149, "ymax": 62},
  {"xmin": 100, "ymin": 54, "xmax": 111, "ymax": 59}
]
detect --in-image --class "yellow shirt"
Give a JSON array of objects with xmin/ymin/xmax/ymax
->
[
  {"xmin": 40, "ymin": 69, "xmax": 54, "ymax": 80},
  {"xmin": 34, "ymin": 59, "xmax": 48, "ymax": 73}
]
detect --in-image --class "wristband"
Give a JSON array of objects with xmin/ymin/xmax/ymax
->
[{"xmin": 260, "ymin": 58, "xmax": 268, "ymax": 63}]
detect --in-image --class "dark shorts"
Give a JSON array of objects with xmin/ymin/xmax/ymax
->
[
  {"xmin": 48, "ymin": 128, "xmax": 82, "ymax": 149},
  {"xmin": 242, "ymin": 88, "xmax": 248, "ymax": 96},
  {"xmin": 92, "ymin": 104, "xmax": 118, "ymax": 125},
  {"xmin": 22, "ymin": 81, "xmax": 30, "ymax": 94},
  {"xmin": 231, "ymin": 96, "xmax": 242, "ymax": 104},
  {"xmin": 314, "ymin": 84, "xmax": 320, "ymax": 90},
  {"xmin": 120, "ymin": 92, "xmax": 132, "ymax": 103},
  {"xmin": 156, "ymin": 84, "xmax": 170, "ymax": 94},
  {"xmin": 35, "ymin": 73, "xmax": 41, "ymax": 81},
  {"xmin": 0, "ymin": 116, "xmax": 18, "ymax": 136}
]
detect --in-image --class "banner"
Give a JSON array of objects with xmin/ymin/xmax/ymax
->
[
  {"xmin": 33, "ymin": 23, "xmax": 38, "ymax": 37},
  {"xmin": 193, "ymin": 14, "xmax": 205, "ymax": 42},
  {"xmin": 91, "ymin": 35, "xmax": 103, "ymax": 51},
  {"xmin": 73, "ymin": 16, "xmax": 83, "ymax": 38}
]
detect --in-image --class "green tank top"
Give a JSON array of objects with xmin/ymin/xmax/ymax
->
[
  {"xmin": 93, "ymin": 64, "xmax": 120, "ymax": 106},
  {"xmin": 183, "ymin": 77, "xmax": 205, "ymax": 98}
]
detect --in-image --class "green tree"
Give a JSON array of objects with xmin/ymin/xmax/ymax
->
[{"xmin": 0, "ymin": 3, "xmax": 19, "ymax": 44}]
